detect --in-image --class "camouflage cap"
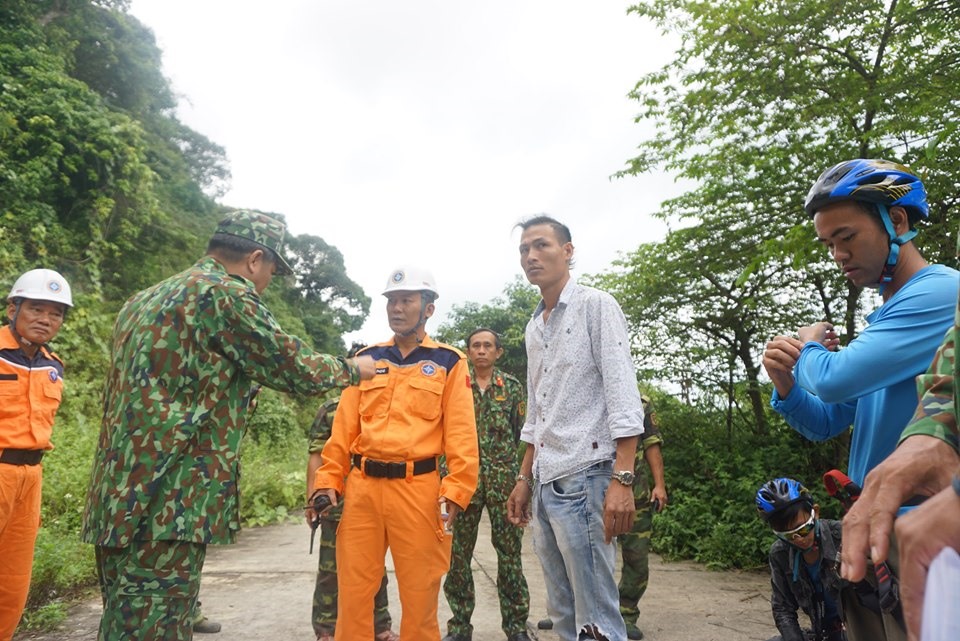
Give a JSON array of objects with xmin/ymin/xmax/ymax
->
[{"xmin": 214, "ymin": 210, "xmax": 293, "ymax": 275}]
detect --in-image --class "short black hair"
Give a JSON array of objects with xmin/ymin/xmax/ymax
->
[
  {"xmin": 516, "ymin": 214, "xmax": 572, "ymax": 244},
  {"xmin": 467, "ymin": 327, "xmax": 502, "ymax": 349},
  {"xmin": 207, "ymin": 233, "xmax": 283, "ymax": 269},
  {"xmin": 768, "ymin": 502, "xmax": 811, "ymax": 533}
]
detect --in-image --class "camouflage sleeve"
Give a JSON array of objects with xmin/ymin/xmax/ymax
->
[
  {"xmin": 638, "ymin": 397, "xmax": 664, "ymax": 456},
  {"xmin": 899, "ymin": 320, "xmax": 959, "ymax": 452},
  {"xmin": 308, "ymin": 397, "xmax": 339, "ymax": 454},
  {"xmin": 209, "ymin": 286, "xmax": 358, "ymax": 395},
  {"xmin": 510, "ymin": 377, "xmax": 526, "ymax": 442}
]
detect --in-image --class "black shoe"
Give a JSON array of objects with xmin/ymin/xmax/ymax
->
[
  {"xmin": 442, "ymin": 634, "xmax": 471, "ymax": 641},
  {"xmin": 625, "ymin": 623, "xmax": 644, "ymax": 640},
  {"xmin": 507, "ymin": 633, "xmax": 532, "ymax": 641},
  {"xmin": 537, "ymin": 618, "xmax": 553, "ymax": 630}
]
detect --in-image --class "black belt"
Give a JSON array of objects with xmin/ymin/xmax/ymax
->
[
  {"xmin": 0, "ymin": 449, "xmax": 44, "ymax": 466},
  {"xmin": 352, "ymin": 454, "xmax": 437, "ymax": 479}
]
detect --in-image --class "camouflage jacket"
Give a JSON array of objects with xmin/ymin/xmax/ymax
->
[
  {"xmin": 470, "ymin": 365, "xmax": 525, "ymax": 475},
  {"xmin": 81, "ymin": 257, "xmax": 358, "ymax": 547},
  {"xmin": 899, "ymin": 276, "xmax": 959, "ymax": 452},
  {"xmin": 632, "ymin": 396, "xmax": 664, "ymax": 500}
]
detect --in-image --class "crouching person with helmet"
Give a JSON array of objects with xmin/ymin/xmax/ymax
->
[
  {"xmin": 313, "ymin": 266, "xmax": 479, "ymax": 641},
  {"xmin": 0, "ymin": 269, "xmax": 72, "ymax": 639},
  {"xmin": 757, "ymin": 478, "xmax": 849, "ymax": 641}
]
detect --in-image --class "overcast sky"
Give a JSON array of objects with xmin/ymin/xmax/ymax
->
[{"xmin": 129, "ymin": 0, "xmax": 684, "ymax": 346}]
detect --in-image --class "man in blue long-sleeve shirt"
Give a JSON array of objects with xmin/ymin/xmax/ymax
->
[{"xmin": 763, "ymin": 159, "xmax": 958, "ymax": 641}]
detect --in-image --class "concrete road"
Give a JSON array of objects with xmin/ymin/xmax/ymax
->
[{"xmin": 15, "ymin": 518, "xmax": 777, "ymax": 641}]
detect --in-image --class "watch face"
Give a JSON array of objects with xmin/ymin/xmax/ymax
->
[{"xmin": 615, "ymin": 471, "xmax": 635, "ymax": 485}]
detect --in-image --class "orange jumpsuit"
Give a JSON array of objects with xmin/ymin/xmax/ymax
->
[
  {"xmin": 316, "ymin": 335, "xmax": 478, "ymax": 641},
  {"xmin": 0, "ymin": 325, "xmax": 64, "ymax": 641}
]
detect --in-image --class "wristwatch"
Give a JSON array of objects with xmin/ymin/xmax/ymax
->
[
  {"xmin": 516, "ymin": 473, "xmax": 534, "ymax": 490},
  {"xmin": 612, "ymin": 470, "xmax": 635, "ymax": 486}
]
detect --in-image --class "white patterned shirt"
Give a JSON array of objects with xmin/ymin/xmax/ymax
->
[{"xmin": 520, "ymin": 280, "xmax": 644, "ymax": 483}]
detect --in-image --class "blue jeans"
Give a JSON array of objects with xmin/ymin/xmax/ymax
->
[{"xmin": 533, "ymin": 460, "xmax": 626, "ymax": 641}]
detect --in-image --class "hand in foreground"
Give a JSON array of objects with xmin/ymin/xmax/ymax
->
[
  {"xmin": 762, "ymin": 335, "xmax": 804, "ymax": 396},
  {"xmin": 353, "ymin": 355, "xmax": 377, "ymax": 380},
  {"xmin": 439, "ymin": 497, "xmax": 462, "ymax": 533},
  {"xmin": 305, "ymin": 488, "xmax": 338, "ymax": 527},
  {"xmin": 798, "ymin": 321, "xmax": 841, "ymax": 351},
  {"xmin": 841, "ymin": 436, "xmax": 958, "ymax": 582},
  {"xmin": 893, "ymin": 481, "xmax": 960, "ymax": 641},
  {"xmin": 603, "ymin": 481, "xmax": 636, "ymax": 544},
  {"xmin": 507, "ymin": 481, "xmax": 532, "ymax": 527},
  {"xmin": 650, "ymin": 485, "xmax": 668, "ymax": 512}
]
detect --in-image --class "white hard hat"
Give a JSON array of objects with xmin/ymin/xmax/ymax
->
[
  {"xmin": 381, "ymin": 266, "xmax": 439, "ymax": 300},
  {"xmin": 7, "ymin": 269, "xmax": 73, "ymax": 307}
]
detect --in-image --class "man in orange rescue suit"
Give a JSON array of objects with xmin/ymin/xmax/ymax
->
[
  {"xmin": 313, "ymin": 266, "xmax": 479, "ymax": 641},
  {"xmin": 0, "ymin": 269, "xmax": 72, "ymax": 640}
]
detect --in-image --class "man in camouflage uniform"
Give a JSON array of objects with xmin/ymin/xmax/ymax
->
[
  {"xmin": 842, "ymin": 232, "xmax": 960, "ymax": 640},
  {"xmin": 81, "ymin": 210, "xmax": 375, "ymax": 641},
  {"xmin": 306, "ymin": 389, "xmax": 398, "ymax": 641},
  {"xmin": 443, "ymin": 328, "xmax": 530, "ymax": 641},
  {"xmin": 537, "ymin": 395, "xmax": 667, "ymax": 641},
  {"xmin": 617, "ymin": 396, "xmax": 667, "ymax": 641}
]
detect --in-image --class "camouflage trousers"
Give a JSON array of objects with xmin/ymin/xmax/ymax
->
[
  {"xmin": 312, "ymin": 510, "xmax": 393, "ymax": 637},
  {"xmin": 95, "ymin": 540, "xmax": 206, "ymax": 641},
  {"xmin": 443, "ymin": 471, "xmax": 529, "ymax": 637},
  {"xmin": 618, "ymin": 501, "xmax": 654, "ymax": 627}
]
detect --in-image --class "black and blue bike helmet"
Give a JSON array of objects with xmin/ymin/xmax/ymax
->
[
  {"xmin": 803, "ymin": 159, "xmax": 929, "ymax": 287},
  {"xmin": 756, "ymin": 478, "xmax": 814, "ymax": 522}
]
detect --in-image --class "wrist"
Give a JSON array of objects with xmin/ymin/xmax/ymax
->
[
  {"xmin": 339, "ymin": 356, "xmax": 361, "ymax": 386},
  {"xmin": 516, "ymin": 473, "xmax": 533, "ymax": 490}
]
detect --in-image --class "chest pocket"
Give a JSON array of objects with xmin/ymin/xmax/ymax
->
[
  {"xmin": 407, "ymin": 376, "xmax": 443, "ymax": 420},
  {"xmin": 43, "ymin": 379, "xmax": 62, "ymax": 402},
  {"xmin": 0, "ymin": 373, "xmax": 19, "ymax": 395},
  {"xmin": 358, "ymin": 376, "xmax": 390, "ymax": 417}
]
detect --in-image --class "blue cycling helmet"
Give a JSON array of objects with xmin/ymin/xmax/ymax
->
[
  {"xmin": 804, "ymin": 159, "xmax": 929, "ymax": 287},
  {"xmin": 804, "ymin": 158, "xmax": 928, "ymax": 219},
  {"xmin": 756, "ymin": 478, "xmax": 813, "ymax": 522}
]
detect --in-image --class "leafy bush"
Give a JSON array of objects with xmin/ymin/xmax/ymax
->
[{"xmin": 649, "ymin": 388, "xmax": 847, "ymax": 570}]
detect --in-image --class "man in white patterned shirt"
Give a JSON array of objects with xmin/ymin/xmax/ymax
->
[{"xmin": 507, "ymin": 215, "xmax": 645, "ymax": 641}]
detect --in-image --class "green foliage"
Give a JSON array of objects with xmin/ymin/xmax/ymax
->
[
  {"xmin": 284, "ymin": 234, "xmax": 371, "ymax": 354},
  {"xmin": 436, "ymin": 277, "xmax": 540, "ymax": 381},
  {"xmin": 239, "ymin": 399, "xmax": 314, "ymax": 527},
  {"xmin": 1, "ymin": 3, "xmax": 366, "ymax": 626},
  {"xmin": 648, "ymin": 389, "xmax": 846, "ymax": 569},
  {"xmin": 616, "ymin": 0, "xmax": 960, "ymax": 410}
]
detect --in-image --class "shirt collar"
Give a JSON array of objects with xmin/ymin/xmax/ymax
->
[
  {"xmin": 533, "ymin": 278, "xmax": 577, "ymax": 319},
  {"xmin": 200, "ymin": 255, "xmax": 258, "ymax": 292}
]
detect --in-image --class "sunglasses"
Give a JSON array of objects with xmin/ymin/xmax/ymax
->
[{"xmin": 774, "ymin": 512, "xmax": 816, "ymax": 541}]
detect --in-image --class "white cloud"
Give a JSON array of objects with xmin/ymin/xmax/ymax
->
[{"xmin": 130, "ymin": 0, "xmax": 683, "ymax": 346}]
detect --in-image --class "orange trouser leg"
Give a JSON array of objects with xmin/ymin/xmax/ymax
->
[
  {"xmin": 0, "ymin": 464, "xmax": 42, "ymax": 641},
  {"xmin": 335, "ymin": 469, "xmax": 452, "ymax": 641}
]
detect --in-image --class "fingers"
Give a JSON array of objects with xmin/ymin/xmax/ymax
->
[
  {"xmin": 893, "ymin": 486, "xmax": 960, "ymax": 641},
  {"xmin": 603, "ymin": 485, "xmax": 636, "ymax": 543},
  {"xmin": 842, "ymin": 437, "xmax": 957, "ymax": 582},
  {"xmin": 353, "ymin": 355, "xmax": 377, "ymax": 380},
  {"xmin": 798, "ymin": 322, "xmax": 834, "ymax": 345},
  {"xmin": 506, "ymin": 489, "xmax": 531, "ymax": 527},
  {"xmin": 651, "ymin": 488, "xmax": 668, "ymax": 512},
  {"xmin": 762, "ymin": 336, "xmax": 804, "ymax": 373},
  {"xmin": 840, "ymin": 499, "xmax": 887, "ymax": 582},
  {"xmin": 895, "ymin": 511, "xmax": 930, "ymax": 641}
]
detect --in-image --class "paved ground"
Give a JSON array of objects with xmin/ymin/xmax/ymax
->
[{"xmin": 15, "ymin": 518, "xmax": 778, "ymax": 641}]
